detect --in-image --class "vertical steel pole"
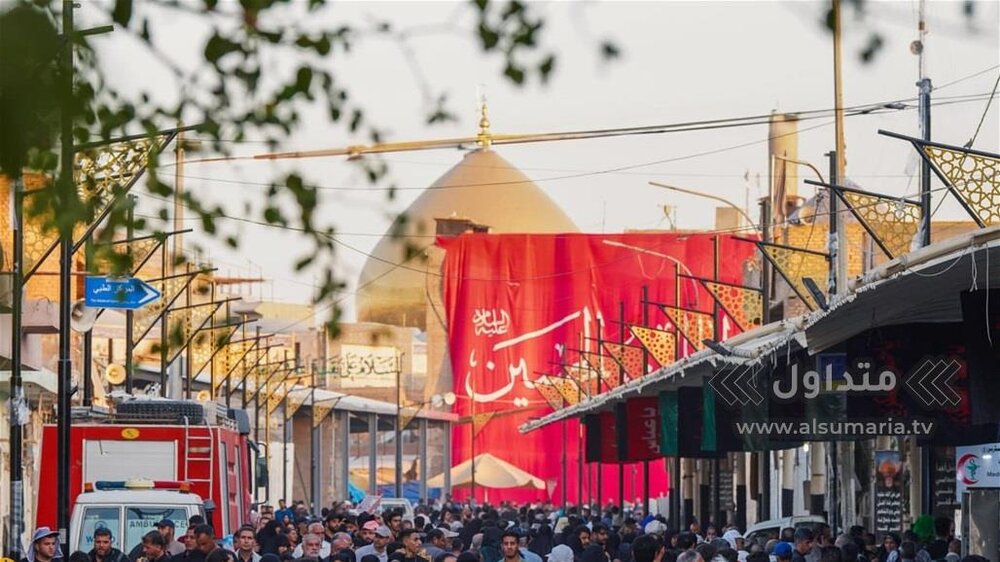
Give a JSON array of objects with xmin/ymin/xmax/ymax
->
[
  {"xmin": 712, "ymin": 239, "xmax": 721, "ymax": 525},
  {"xmin": 57, "ymin": 0, "xmax": 75, "ymax": 552},
  {"xmin": 618, "ymin": 301, "xmax": 625, "ymax": 513},
  {"xmin": 919, "ymin": 79, "xmax": 932, "ymax": 246},
  {"xmin": 578, "ymin": 423, "xmax": 584, "ymax": 507},
  {"xmin": 561, "ymin": 416, "xmax": 568, "ymax": 512},
  {"xmin": 672, "ymin": 262, "xmax": 683, "ymax": 527},
  {"xmin": 828, "ymin": 152, "xmax": 839, "ymax": 297},
  {"xmin": 596, "ymin": 318, "xmax": 604, "ymax": 509},
  {"xmin": 368, "ymin": 413, "xmax": 378, "ymax": 495},
  {"xmin": 82, "ymin": 237, "xmax": 93, "ymax": 406},
  {"xmin": 9, "ymin": 176, "xmax": 25, "ymax": 557},
  {"xmin": 831, "ymin": 0, "xmax": 849, "ymax": 295},
  {"xmin": 642, "ymin": 285, "xmax": 651, "ymax": 516},
  {"xmin": 124, "ymin": 196, "xmax": 136, "ymax": 392},
  {"xmin": 395, "ymin": 357, "xmax": 403, "ymax": 498},
  {"xmin": 419, "ymin": 418, "xmax": 429, "ymax": 503}
]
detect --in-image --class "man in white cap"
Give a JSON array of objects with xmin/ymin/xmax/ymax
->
[
  {"xmin": 355, "ymin": 526, "xmax": 393, "ymax": 562},
  {"xmin": 25, "ymin": 527, "xmax": 63, "ymax": 562},
  {"xmin": 722, "ymin": 530, "xmax": 748, "ymax": 562}
]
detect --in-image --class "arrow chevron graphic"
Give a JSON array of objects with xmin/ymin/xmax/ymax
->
[
  {"xmin": 905, "ymin": 357, "xmax": 961, "ymax": 408},
  {"xmin": 709, "ymin": 366, "xmax": 741, "ymax": 407},
  {"xmin": 709, "ymin": 364, "xmax": 765, "ymax": 407}
]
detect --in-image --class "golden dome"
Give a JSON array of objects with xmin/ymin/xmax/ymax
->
[{"xmin": 356, "ymin": 148, "xmax": 578, "ymax": 329}]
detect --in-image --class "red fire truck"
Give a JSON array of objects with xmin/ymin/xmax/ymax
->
[{"xmin": 36, "ymin": 400, "xmax": 263, "ymax": 540}]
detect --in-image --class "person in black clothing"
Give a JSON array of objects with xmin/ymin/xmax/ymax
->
[
  {"xmin": 566, "ymin": 527, "xmax": 591, "ymax": 559},
  {"xmin": 528, "ymin": 525, "xmax": 554, "ymax": 559},
  {"xmin": 258, "ymin": 521, "xmax": 283, "ymax": 556},
  {"xmin": 923, "ymin": 517, "xmax": 952, "ymax": 562},
  {"xmin": 169, "ymin": 528, "xmax": 204, "ymax": 562},
  {"xmin": 205, "ymin": 550, "xmax": 233, "ymax": 562},
  {"xmin": 89, "ymin": 528, "xmax": 128, "ymax": 562},
  {"xmin": 581, "ymin": 526, "xmax": 610, "ymax": 562},
  {"xmin": 397, "ymin": 530, "xmax": 430, "ymax": 562},
  {"xmin": 138, "ymin": 532, "xmax": 171, "ymax": 562},
  {"xmin": 631, "ymin": 535, "xmax": 665, "ymax": 562},
  {"xmin": 792, "ymin": 529, "xmax": 815, "ymax": 562}
]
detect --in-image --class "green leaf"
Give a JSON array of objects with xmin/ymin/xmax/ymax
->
[
  {"xmin": 600, "ymin": 40, "xmax": 620, "ymax": 60},
  {"xmin": 314, "ymin": 35, "xmax": 331, "ymax": 55},
  {"xmin": 295, "ymin": 255, "xmax": 314, "ymax": 270},
  {"xmin": 504, "ymin": 62, "xmax": 525, "ymax": 84},
  {"xmin": 501, "ymin": 1, "xmax": 524, "ymax": 21},
  {"xmin": 112, "ymin": 0, "xmax": 133, "ymax": 27},
  {"xmin": 478, "ymin": 22, "xmax": 499, "ymax": 50},
  {"xmin": 204, "ymin": 33, "xmax": 241, "ymax": 64},
  {"xmin": 295, "ymin": 66, "xmax": 313, "ymax": 91},
  {"xmin": 860, "ymin": 33, "xmax": 883, "ymax": 63},
  {"xmin": 538, "ymin": 54, "xmax": 555, "ymax": 83}
]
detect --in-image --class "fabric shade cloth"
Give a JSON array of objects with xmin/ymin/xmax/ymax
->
[{"xmin": 426, "ymin": 453, "xmax": 545, "ymax": 490}]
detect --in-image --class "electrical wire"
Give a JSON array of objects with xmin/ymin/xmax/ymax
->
[
  {"xmin": 165, "ymin": 91, "xmax": 992, "ymax": 171},
  {"xmin": 964, "ymin": 72, "xmax": 1000, "ymax": 149},
  {"xmin": 169, "ymin": 92, "xmax": 993, "ymax": 194}
]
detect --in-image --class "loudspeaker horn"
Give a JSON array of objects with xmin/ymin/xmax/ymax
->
[
  {"xmin": 105, "ymin": 363, "xmax": 127, "ymax": 386},
  {"xmin": 70, "ymin": 300, "xmax": 98, "ymax": 333},
  {"xmin": 196, "ymin": 389, "xmax": 212, "ymax": 402}
]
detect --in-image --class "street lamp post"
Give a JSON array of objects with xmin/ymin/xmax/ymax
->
[{"xmin": 649, "ymin": 181, "xmax": 757, "ymax": 229}]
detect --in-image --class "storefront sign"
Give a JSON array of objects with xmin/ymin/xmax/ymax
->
[{"xmin": 956, "ymin": 442, "xmax": 1000, "ymax": 500}]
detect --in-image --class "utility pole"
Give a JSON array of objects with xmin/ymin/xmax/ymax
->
[
  {"xmin": 916, "ymin": 0, "xmax": 932, "ymax": 247},
  {"xmin": 57, "ymin": 0, "xmax": 76, "ymax": 554},
  {"xmin": 173, "ymin": 125, "xmax": 186, "ymax": 267},
  {"xmin": 831, "ymin": 0, "xmax": 849, "ymax": 295},
  {"xmin": 8, "ymin": 176, "xmax": 25, "ymax": 557}
]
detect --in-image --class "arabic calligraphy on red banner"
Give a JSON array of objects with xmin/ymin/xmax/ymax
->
[{"xmin": 440, "ymin": 232, "xmax": 756, "ymax": 503}]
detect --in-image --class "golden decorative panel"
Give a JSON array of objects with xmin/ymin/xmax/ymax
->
[
  {"xmin": 534, "ymin": 376, "xmax": 566, "ymax": 410},
  {"xmin": 628, "ymin": 325, "xmax": 677, "ymax": 366},
  {"xmin": 841, "ymin": 190, "xmax": 921, "ymax": 259},
  {"xmin": 131, "ymin": 275, "xmax": 194, "ymax": 344},
  {"xmin": 165, "ymin": 302, "xmax": 221, "ymax": 364},
  {"xmin": 285, "ymin": 390, "xmax": 308, "ymax": 421},
  {"xmin": 24, "ymin": 136, "xmax": 168, "ymax": 278},
  {"xmin": 924, "ymin": 144, "xmax": 1000, "ymax": 225},
  {"xmin": 472, "ymin": 411, "xmax": 496, "ymax": 437},
  {"xmin": 397, "ymin": 403, "xmax": 421, "ymax": 430},
  {"xmin": 580, "ymin": 352, "xmax": 617, "ymax": 391},
  {"xmin": 213, "ymin": 340, "xmax": 252, "ymax": 393},
  {"xmin": 702, "ymin": 281, "xmax": 763, "ymax": 331},
  {"xmin": 602, "ymin": 342, "xmax": 644, "ymax": 380},
  {"xmin": 313, "ymin": 398, "xmax": 338, "ymax": 428},
  {"xmin": 660, "ymin": 305, "xmax": 715, "ymax": 351},
  {"xmin": 550, "ymin": 376, "xmax": 581, "ymax": 405},
  {"xmin": 191, "ymin": 324, "xmax": 237, "ymax": 382},
  {"xmin": 93, "ymin": 237, "xmax": 162, "ymax": 275},
  {"xmin": 759, "ymin": 244, "xmax": 829, "ymax": 311}
]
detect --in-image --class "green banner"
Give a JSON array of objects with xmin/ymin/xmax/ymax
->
[
  {"xmin": 658, "ymin": 390, "xmax": 678, "ymax": 456},
  {"xmin": 702, "ymin": 384, "xmax": 717, "ymax": 452}
]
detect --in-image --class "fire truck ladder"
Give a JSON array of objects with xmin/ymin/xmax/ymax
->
[{"xmin": 182, "ymin": 416, "xmax": 216, "ymax": 496}]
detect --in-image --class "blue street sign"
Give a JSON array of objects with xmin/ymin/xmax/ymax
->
[{"xmin": 84, "ymin": 276, "xmax": 161, "ymax": 310}]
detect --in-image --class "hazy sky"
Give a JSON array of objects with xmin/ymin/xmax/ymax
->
[{"xmin": 81, "ymin": 1, "xmax": 999, "ymax": 322}]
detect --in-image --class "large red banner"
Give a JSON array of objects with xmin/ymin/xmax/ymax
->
[{"xmin": 440, "ymin": 233, "xmax": 755, "ymax": 504}]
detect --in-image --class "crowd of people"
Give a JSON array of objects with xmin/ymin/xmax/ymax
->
[{"xmin": 14, "ymin": 500, "xmax": 992, "ymax": 562}]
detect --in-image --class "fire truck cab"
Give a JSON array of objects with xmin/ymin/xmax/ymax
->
[{"xmin": 37, "ymin": 400, "xmax": 260, "ymax": 539}]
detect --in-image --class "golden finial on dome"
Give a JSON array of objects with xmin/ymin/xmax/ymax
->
[{"xmin": 476, "ymin": 95, "xmax": 492, "ymax": 149}]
